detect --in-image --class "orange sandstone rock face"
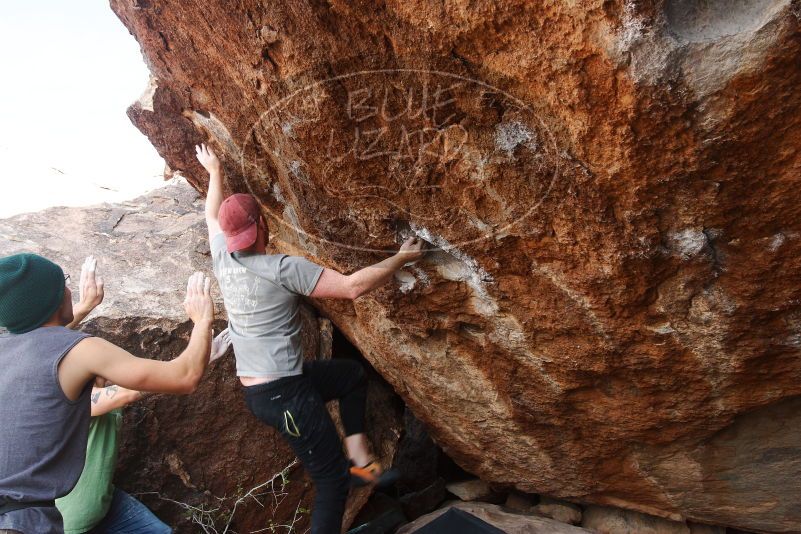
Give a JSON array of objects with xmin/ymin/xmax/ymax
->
[{"xmin": 111, "ymin": 1, "xmax": 801, "ymax": 531}]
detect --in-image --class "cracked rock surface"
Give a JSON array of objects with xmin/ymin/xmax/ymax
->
[{"xmin": 107, "ymin": 1, "xmax": 801, "ymax": 531}]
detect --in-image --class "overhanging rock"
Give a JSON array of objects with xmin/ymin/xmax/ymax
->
[{"xmin": 110, "ymin": 1, "xmax": 801, "ymax": 531}]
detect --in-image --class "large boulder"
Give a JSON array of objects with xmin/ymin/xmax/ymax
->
[
  {"xmin": 109, "ymin": 1, "xmax": 801, "ymax": 531},
  {"xmin": 0, "ymin": 181, "xmax": 401, "ymax": 532}
]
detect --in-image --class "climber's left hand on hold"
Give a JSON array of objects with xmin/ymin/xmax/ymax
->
[
  {"xmin": 195, "ymin": 143, "xmax": 221, "ymax": 176},
  {"xmin": 398, "ymin": 237, "xmax": 425, "ymax": 264}
]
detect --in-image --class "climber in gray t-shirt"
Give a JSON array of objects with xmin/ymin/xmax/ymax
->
[
  {"xmin": 211, "ymin": 233, "xmax": 323, "ymax": 378},
  {"xmin": 197, "ymin": 143, "xmax": 423, "ymax": 534}
]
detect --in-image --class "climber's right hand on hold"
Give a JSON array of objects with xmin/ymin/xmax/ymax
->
[
  {"xmin": 396, "ymin": 237, "xmax": 424, "ymax": 264},
  {"xmin": 183, "ymin": 271, "xmax": 214, "ymax": 325}
]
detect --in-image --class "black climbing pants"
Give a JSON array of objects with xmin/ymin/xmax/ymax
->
[{"xmin": 244, "ymin": 359, "xmax": 368, "ymax": 534}]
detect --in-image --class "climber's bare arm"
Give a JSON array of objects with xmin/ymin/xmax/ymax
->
[
  {"xmin": 196, "ymin": 143, "xmax": 224, "ymax": 240},
  {"xmin": 58, "ymin": 272, "xmax": 214, "ymax": 401},
  {"xmin": 310, "ymin": 237, "xmax": 424, "ymax": 299},
  {"xmin": 66, "ymin": 256, "xmax": 105, "ymax": 329},
  {"xmin": 90, "ymin": 385, "xmax": 143, "ymax": 416}
]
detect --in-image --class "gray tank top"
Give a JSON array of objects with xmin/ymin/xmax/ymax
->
[{"xmin": 0, "ymin": 326, "xmax": 92, "ymax": 534}]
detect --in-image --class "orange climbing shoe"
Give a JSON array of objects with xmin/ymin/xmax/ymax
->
[{"xmin": 349, "ymin": 461, "xmax": 400, "ymax": 489}]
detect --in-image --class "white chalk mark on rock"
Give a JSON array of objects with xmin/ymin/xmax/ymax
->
[
  {"xmin": 668, "ymin": 228, "xmax": 708, "ymax": 259},
  {"xmin": 395, "ymin": 270, "xmax": 416, "ymax": 294},
  {"xmin": 769, "ymin": 232, "xmax": 786, "ymax": 252},
  {"xmin": 494, "ymin": 121, "xmax": 538, "ymax": 158}
]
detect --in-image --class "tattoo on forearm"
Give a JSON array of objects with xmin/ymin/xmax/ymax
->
[
  {"xmin": 105, "ymin": 386, "xmax": 119, "ymax": 398},
  {"xmin": 91, "ymin": 391, "xmax": 101, "ymax": 404}
]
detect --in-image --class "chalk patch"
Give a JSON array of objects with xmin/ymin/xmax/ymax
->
[
  {"xmin": 407, "ymin": 223, "xmax": 497, "ymax": 315},
  {"xmin": 494, "ymin": 121, "xmax": 537, "ymax": 158},
  {"xmin": 617, "ymin": 0, "xmax": 646, "ymax": 53},
  {"xmin": 395, "ymin": 270, "xmax": 416, "ymax": 293},
  {"xmin": 409, "ymin": 223, "xmax": 493, "ymax": 283},
  {"xmin": 668, "ymin": 228, "xmax": 708, "ymax": 259},
  {"xmin": 648, "ymin": 323, "xmax": 676, "ymax": 335},
  {"xmin": 191, "ymin": 111, "xmax": 240, "ymax": 159},
  {"xmin": 287, "ymin": 160, "xmax": 311, "ymax": 186},
  {"xmin": 272, "ymin": 182, "xmax": 286, "ymax": 203},
  {"xmin": 769, "ymin": 232, "xmax": 786, "ymax": 252}
]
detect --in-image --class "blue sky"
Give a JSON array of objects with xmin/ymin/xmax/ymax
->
[{"xmin": 0, "ymin": 1, "xmax": 165, "ymax": 216}]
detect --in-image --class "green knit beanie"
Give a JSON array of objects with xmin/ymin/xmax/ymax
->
[{"xmin": 0, "ymin": 253, "xmax": 66, "ymax": 334}]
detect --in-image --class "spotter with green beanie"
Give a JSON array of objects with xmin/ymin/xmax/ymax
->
[
  {"xmin": 0, "ymin": 253, "xmax": 67, "ymax": 334},
  {"xmin": 0, "ymin": 252, "xmax": 220, "ymax": 533}
]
